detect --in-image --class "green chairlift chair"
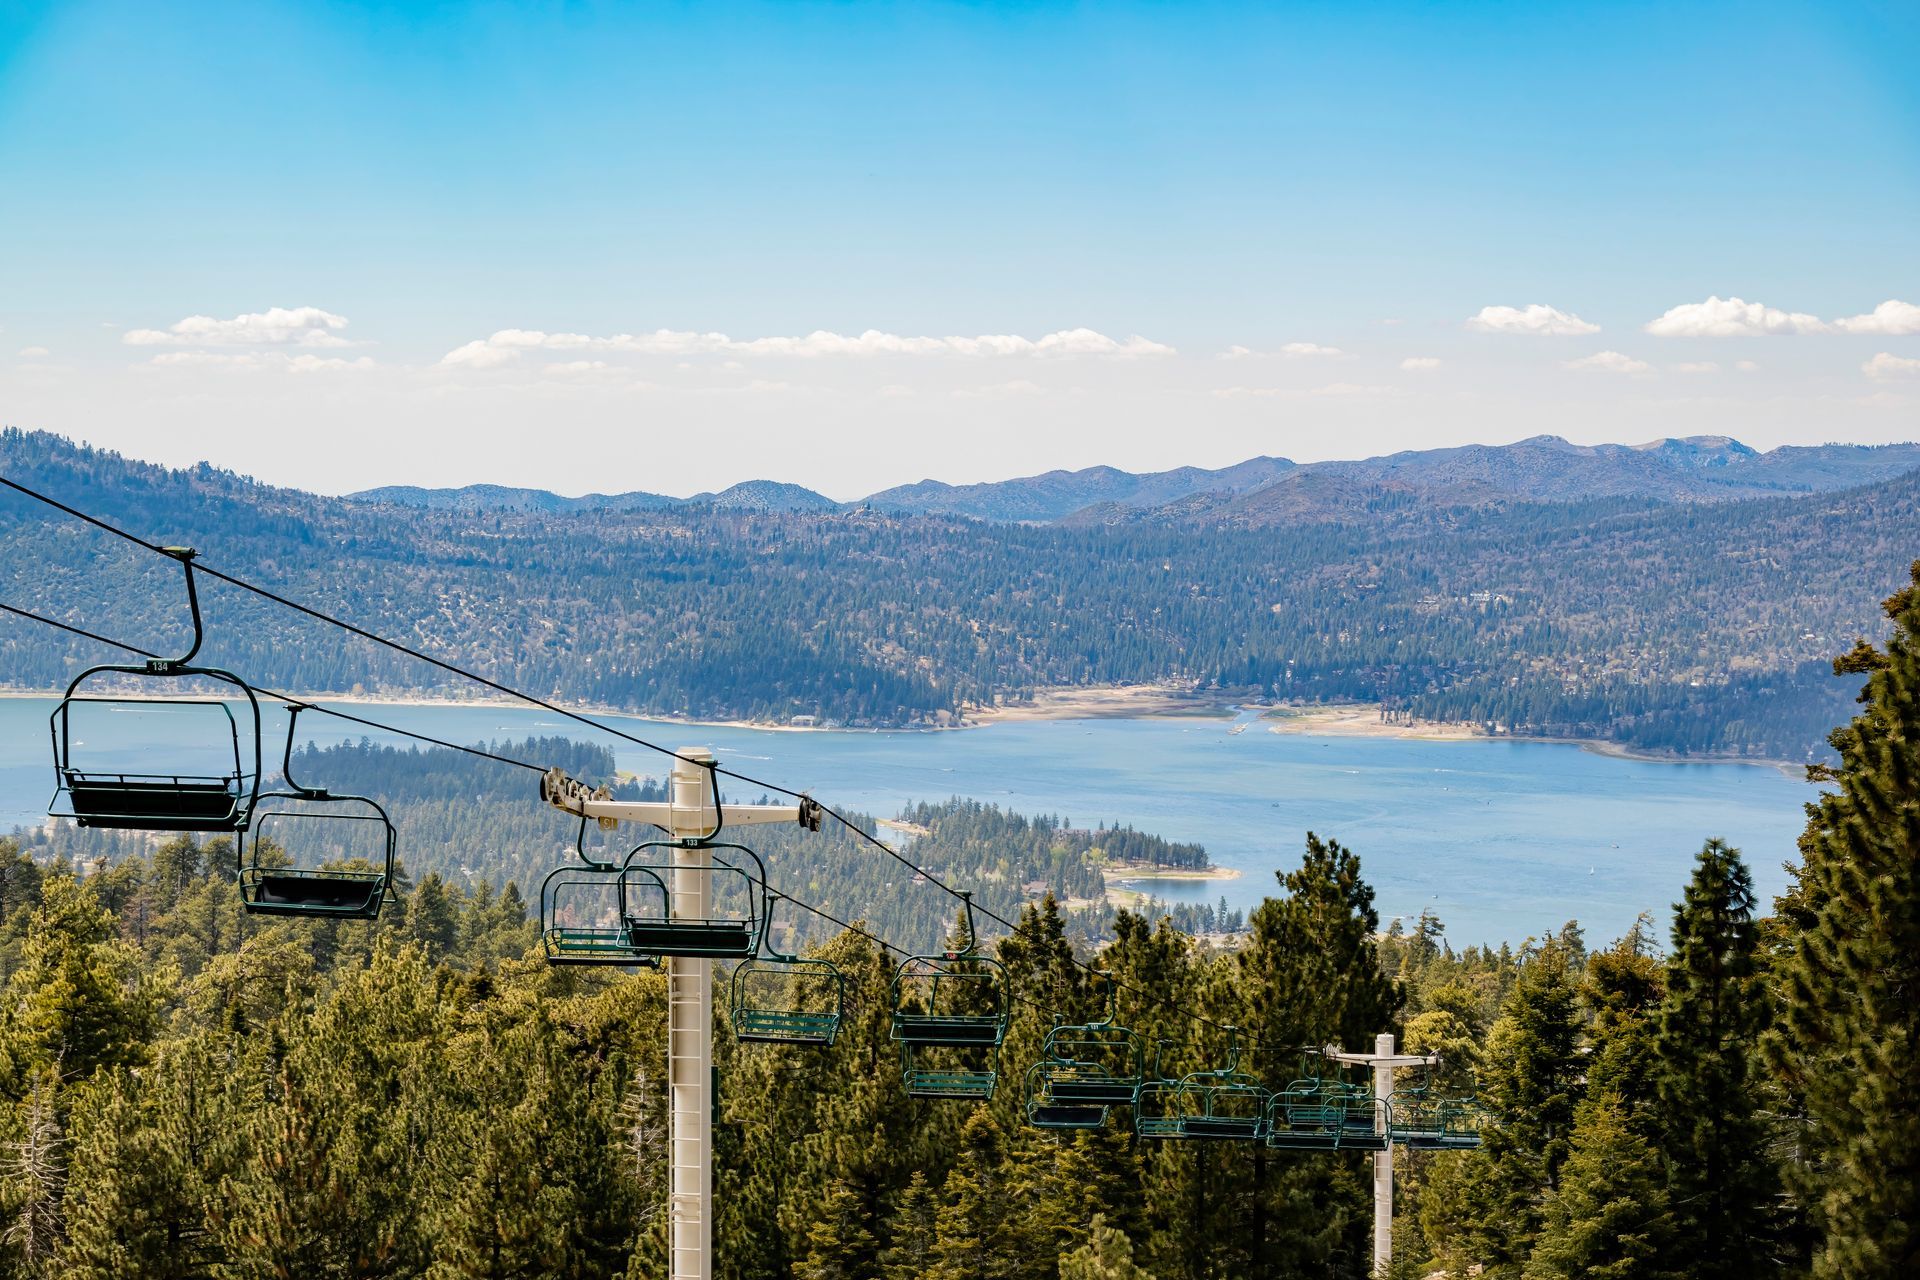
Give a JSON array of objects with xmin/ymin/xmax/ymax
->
[
  {"xmin": 539, "ymin": 820, "xmax": 663, "ymax": 967},
  {"xmin": 1133, "ymin": 1040, "xmax": 1186, "ymax": 1139},
  {"xmin": 615, "ymin": 840, "xmax": 768, "ymax": 958},
  {"xmin": 730, "ymin": 891, "xmax": 846, "ymax": 1046},
  {"xmin": 1024, "ymin": 977, "xmax": 1145, "ymax": 1130},
  {"xmin": 1174, "ymin": 1027, "xmax": 1268, "ymax": 1141},
  {"xmin": 49, "ymin": 548, "xmax": 262, "ymax": 834},
  {"xmin": 890, "ymin": 892, "xmax": 1008, "ymax": 1099}
]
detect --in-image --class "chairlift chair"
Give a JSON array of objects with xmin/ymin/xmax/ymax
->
[
  {"xmin": 1133, "ymin": 1039, "xmax": 1186, "ymax": 1139},
  {"xmin": 617, "ymin": 840, "xmax": 767, "ymax": 958},
  {"xmin": 730, "ymin": 892, "xmax": 846, "ymax": 1046},
  {"xmin": 539, "ymin": 861, "xmax": 668, "ymax": 967},
  {"xmin": 1024, "ymin": 1059, "xmax": 1112, "ymax": 1130},
  {"xmin": 1039, "ymin": 977, "xmax": 1144, "ymax": 1106},
  {"xmin": 48, "ymin": 548, "xmax": 262, "ymax": 832},
  {"xmin": 1173, "ymin": 1028, "xmax": 1268, "ymax": 1141},
  {"xmin": 237, "ymin": 705, "xmax": 396, "ymax": 919},
  {"xmin": 890, "ymin": 892, "xmax": 1009, "ymax": 1099}
]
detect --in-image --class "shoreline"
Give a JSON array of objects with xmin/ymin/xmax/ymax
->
[{"xmin": 0, "ymin": 684, "xmax": 1803, "ymax": 770}]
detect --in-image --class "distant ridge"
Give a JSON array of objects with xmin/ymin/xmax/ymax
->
[
  {"xmin": 351, "ymin": 479, "xmax": 838, "ymax": 515},
  {"xmin": 347, "ymin": 435, "xmax": 1920, "ymax": 524}
]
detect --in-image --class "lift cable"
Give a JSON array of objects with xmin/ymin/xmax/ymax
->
[
  {"xmin": 0, "ymin": 474, "xmax": 1287, "ymax": 1047},
  {"xmin": 0, "ymin": 598, "xmax": 549, "ymax": 776}
]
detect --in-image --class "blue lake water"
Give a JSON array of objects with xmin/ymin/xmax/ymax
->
[{"xmin": 1, "ymin": 697, "xmax": 1812, "ymax": 948}]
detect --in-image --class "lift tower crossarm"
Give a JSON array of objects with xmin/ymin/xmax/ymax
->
[{"xmin": 540, "ymin": 765, "xmax": 819, "ymax": 841}]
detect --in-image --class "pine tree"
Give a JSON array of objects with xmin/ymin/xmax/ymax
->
[
  {"xmin": 792, "ymin": 1176, "xmax": 879, "ymax": 1280},
  {"xmin": 1059, "ymin": 1213, "xmax": 1155, "ymax": 1280},
  {"xmin": 1581, "ymin": 921, "xmax": 1664, "ymax": 1126},
  {"xmin": 55, "ymin": 1070, "xmax": 200, "ymax": 1280},
  {"xmin": 926, "ymin": 1107, "xmax": 1013, "ymax": 1280},
  {"xmin": 0, "ymin": 876, "xmax": 157, "ymax": 1087},
  {"xmin": 1422, "ymin": 936, "xmax": 1583, "ymax": 1277},
  {"xmin": 1654, "ymin": 839, "xmax": 1779, "ymax": 1279},
  {"xmin": 878, "ymin": 1170, "xmax": 939, "ymax": 1280},
  {"xmin": 1768, "ymin": 560, "xmax": 1920, "ymax": 1279},
  {"xmin": 1523, "ymin": 1097, "xmax": 1676, "ymax": 1280}
]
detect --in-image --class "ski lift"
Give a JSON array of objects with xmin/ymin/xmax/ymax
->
[
  {"xmin": 1173, "ymin": 1027, "xmax": 1268, "ymax": 1141},
  {"xmin": 1389, "ymin": 1066, "xmax": 1482, "ymax": 1149},
  {"xmin": 729, "ymin": 891, "xmax": 846, "ymax": 1046},
  {"xmin": 1024, "ymin": 1058, "xmax": 1112, "ymax": 1130},
  {"xmin": 890, "ymin": 892, "xmax": 1008, "ymax": 1099},
  {"xmin": 238, "ymin": 704, "xmax": 395, "ymax": 918},
  {"xmin": 539, "ymin": 817, "xmax": 662, "ymax": 966},
  {"xmin": 1023, "ymin": 975, "xmax": 1144, "ymax": 1129},
  {"xmin": 48, "ymin": 548, "xmax": 262, "ymax": 832},
  {"xmin": 1133, "ymin": 1040, "xmax": 1186, "ymax": 1139},
  {"xmin": 618, "ymin": 840, "xmax": 767, "ymax": 958},
  {"xmin": 1040, "ymin": 983, "xmax": 1144, "ymax": 1105}
]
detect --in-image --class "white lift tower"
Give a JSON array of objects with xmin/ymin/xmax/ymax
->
[
  {"xmin": 542, "ymin": 749, "xmax": 817, "ymax": 1280},
  {"xmin": 1323, "ymin": 1033, "xmax": 1441, "ymax": 1278}
]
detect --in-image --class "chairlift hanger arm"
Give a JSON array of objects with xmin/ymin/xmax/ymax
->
[{"xmin": 541, "ymin": 767, "xmax": 820, "ymax": 840}]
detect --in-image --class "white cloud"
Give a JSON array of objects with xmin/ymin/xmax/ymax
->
[
  {"xmin": 1400, "ymin": 356, "xmax": 1442, "ymax": 371},
  {"xmin": 1467, "ymin": 304, "xmax": 1600, "ymax": 336},
  {"xmin": 1672, "ymin": 361, "xmax": 1720, "ymax": 374},
  {"xmin": 1220, "ymin": 344, "xmax": 1255, "ymax": 359},
  {"xmin": 543, "ymin": 360, "xmax": 610, "ymax": 376},
  {"xmin": 1279, "ymin": 342, "xmax": 1344, "ymax": 358},
  {"xmin": 287, "ymin": 354, "xmax": 375, "ymax": 374},
  {"xmin": 1564, "ymin": 350, "xmax": 1652, "ymax": 374},
  {"xmin": 440, "ymin": 325, "xmax": 1174, "ymax": 367},
  {"xmin": 1643, "ymin": 296, "xmax": 1825, "ymax": 337},
  {"xmin": 125, "ymin": 305, "xmax": 353, "ymax": 348},
  {"xmin": 1735, "ymin": 359, "xmax": 1760, "ymax": 372},
  {"xmin": 146, "ymin": 351, "xmax": 265, "ymax": 368},
  {"xmin": 1210, "ymin": 382, "xmax": 1396, "ymax": 399},
  {"xmin": 954, "ymin": 379, "xmax": 1047, "ymax": 399},
  {"xmin": 1864, "ymin": 352, "xmax": 1920, "ymax": 380},
  {"xmin": 1833, "ymin": 299, "xmax": 1920, "ymax": 336},
  {"xmin": 1311, "ymin": 381, "xmax": 1396, "ymax": 396},
  {"xmin": 17, "ymin": 345, "xmax": 48, "ymax": 358},
  {"xmin": 143, "ymin": 350, "xmax": 372, "ymax": 374}
]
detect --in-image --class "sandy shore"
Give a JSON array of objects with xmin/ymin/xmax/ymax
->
[
  {"xmin": 1261, "ymin": 703, "xmax": 1480, "ymax": 741},
  {"xmin": 967, "ymin": 683, "xmax": 1237, "ymax": 723}
]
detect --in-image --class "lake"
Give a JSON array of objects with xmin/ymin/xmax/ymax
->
[{"xmin": 1, "ymin": 697, "xmax": 1812, "ymax": 947}]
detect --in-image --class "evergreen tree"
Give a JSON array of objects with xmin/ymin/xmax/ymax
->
[
  {"xmin": 792, "ymin": 1176, "xmax": 878, "ymax": 1280},
  {"xmin": 1768, "ymin": 560, "xmax": 1920, "ymax": 1279},
  {"xmin": 1581, "ymin": 921, "xmax": 1664, "ymax": 1126},
  {"xmin": 877, "ymin": 1170, "xmax": 939, "ymax": 1280},
  {"xmin": 1654, "ymin": 839, "xmax": 1779, "ymax": 1279},
  {"xmin": 1059, "ymin": 1213, "xmax": 1155, "ymax": 1280},
  {"xmin": 0, "ymin": 876, "xmax": 157, "ymax": 1088},
  {"xmin": 1422, "ymin": 937, "xmax": 1582, "ymax": 1277},
  {"xmin": 926, "ymin": 1107, "xmax": 1013, "ymax": 1280},
  {"xmin": 1523, "ymin": 1097, "xmax": 1676, "ymax": 1280}
]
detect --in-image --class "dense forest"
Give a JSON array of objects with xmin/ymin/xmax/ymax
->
[
  {"xmin": 1, "ymin": 428, "xmax": 1903, "ymax": 760},
  {"xmin": 0, "ymin": 559, "xmax": 1911, "ymax": 1278}
]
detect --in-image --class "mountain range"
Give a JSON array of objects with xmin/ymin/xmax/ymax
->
[{"xmin": 348, "ymin": 435, "xmax": 1920, "ymax": 524}]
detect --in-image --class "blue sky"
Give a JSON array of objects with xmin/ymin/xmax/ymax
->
[{"xmin": 2, "ymin": 1, "xmax": 1916, "ymax": 497}]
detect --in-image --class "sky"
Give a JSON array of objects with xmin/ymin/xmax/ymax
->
[{"xmin": 1, "ymin": 1, "xmax": 1916, "ymax": 500}]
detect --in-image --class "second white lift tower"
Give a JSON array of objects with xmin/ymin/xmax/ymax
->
[{"xmin": 541, "ymin": 748, "xmax": 819, "ymax": 1280}]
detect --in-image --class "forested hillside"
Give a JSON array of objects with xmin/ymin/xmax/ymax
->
[{"xmin": 0, "ymin": 428, "xmax": 1904, "ymax": 758}]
